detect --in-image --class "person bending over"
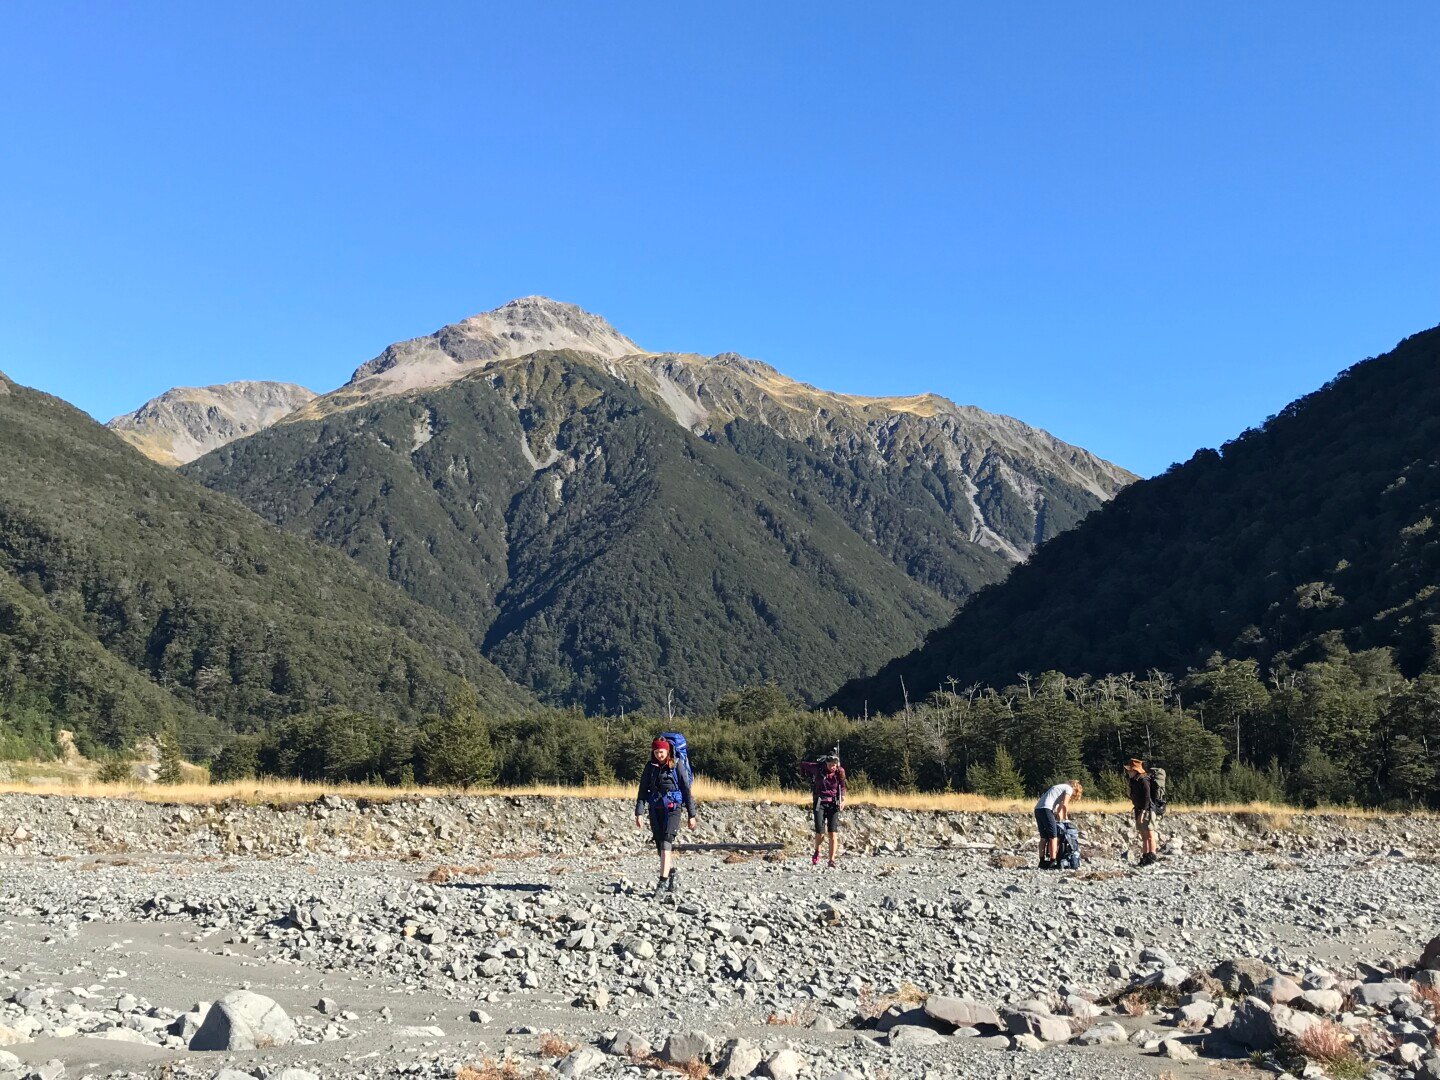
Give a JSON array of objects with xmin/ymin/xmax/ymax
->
[
  {"xmin": 1034, "ymin": 779, "xmax": 1082, "ymax": 869},
  {"xmin": 634, "ymin": 737, "xmax": 697, "ymax": 895}
]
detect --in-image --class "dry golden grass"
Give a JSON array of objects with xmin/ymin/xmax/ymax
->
[
  {"xmin": 1414, "ymin": 982, "xmax": 1440, "ymax": 1011},
  {"xmin": 765, "ymin": 1003, "xmax": 818, "ymax": 1026},
  {"xmin": 455, "ymin": 1059, "xmax": 547, "ymax": 1080},
  {"xmin": 0, "ymin": 773, "xmax": 1419, "ymax": 818},
  {"xmin": 855, "ymin": 980, "xmax": 929, "ymax": 1020},
  {"xmin": 536, "ymin": 1033, "xmax": 576, "ymax": 1058},
  {"xmin": 1296, "ymin": 1020, "xmax": 1365, "ymax": 1072}
]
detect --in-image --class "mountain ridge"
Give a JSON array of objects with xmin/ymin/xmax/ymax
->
[
  {"xmin": 831, "ymin": 323, "xmax": 1440, "ymax": 713},
  {"xmin": 108, "ymin": 381, "xmax": 316, "ymax": 466}
]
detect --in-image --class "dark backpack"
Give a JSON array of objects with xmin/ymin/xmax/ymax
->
[
  {"xmin": 1148, "ymin": 768, "xmax": 1168, "ymax": 816},
  {"xmin": 1057, "ymin": 820, "xmax": 1081, "ymax": 870}
]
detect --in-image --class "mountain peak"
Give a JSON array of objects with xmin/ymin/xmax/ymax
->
[
  {"xmin": 108, "ymin": 381, "xmax": 316, "ymax": 466},
  {"xmin": 340, "ymin": 297, "xmax": 644, "ymax": 397}
]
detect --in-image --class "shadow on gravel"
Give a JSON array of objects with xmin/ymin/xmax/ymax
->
[{"xmin": 437, "ymin": 881, "xmax": 553, "ymax": 893}]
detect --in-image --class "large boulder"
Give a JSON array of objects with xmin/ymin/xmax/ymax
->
[
  {"xmin": 1211, "ymin": 958, "xmax": 1274, "ymax": 996},
  {"xmin": 188, "ymin": 991, "xmax": 297, "ymax": 1051},
  {"xmin": 716, "ymin": 1039, "xmax": 763, "ymax": 1078},
  {"xmin": 888, "ymin": 1025, "xmax": 948, "ymax": 1048},
  {"xmin": 1075, "ymin": 1021, "xmax": 1127, "ymax": 1045},
  {"xmin": 923, "ymin": 996, "xmax": 1001, "ymax": 1030},
  {"xmin": 1256, "ymin": 975, "xmax": 1303, "ymax": 1005},
  {"xmin": 1002, "ymin": 1008, "xmax": 1072, "ymax": 1043},
  {"xmin": 760, "ymin": 1049, "xmax": 808, "ymax": 1080},
  {"xmin": 1227, "ymin": 998, "xmax": 1277, "ymax": 1051},
  {"xmin": 557, "ymin": 1046, "xmax": 606, "ymax": 1078},
  {"xmin": 662, "ymin": 1030, "xmax": 717, "ymax": 1066},
  {"xmin": 1419, "ymin": 932, "xmax": 1440, "ymax": 971},
  {"xmin": 1353, "ymin": 980, "xmax": 1413, "ymax": 1009}
]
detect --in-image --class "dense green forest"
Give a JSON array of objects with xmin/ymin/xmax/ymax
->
[
  {"xmin": 0, "ymin": 372, "xmax": 532, "ymax": 757},
  {"xmin": 207, "ymin": 637, "xmax": 1440, "ymax": 808},
  {"xmin": 834, "ymin": 325, "xmax": 1440, "ymax": 713}
]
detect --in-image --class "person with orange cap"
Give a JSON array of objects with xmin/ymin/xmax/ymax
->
[{"xmin": 1124, "ymin": 759, "xmax": 1160, "ymax": 866}]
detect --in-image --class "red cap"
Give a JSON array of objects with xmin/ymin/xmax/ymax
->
[{"xmin": 652, "ymin": 738, "xmax": 670, "ymax": 751}]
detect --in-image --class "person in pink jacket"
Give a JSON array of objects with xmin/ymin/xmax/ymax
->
[{"xmin": 798, "ymin": 753, "xmax": 847, "ymax": 867}]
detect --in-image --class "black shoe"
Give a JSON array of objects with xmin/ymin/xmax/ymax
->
[
  {"xmin": 654, "ymin": 877, "xmax": 666, "ymax": 897},
  {"xmin": 667, "ymin": 869, "xmax": 679, "ymax": 894},
  {"xmin": 1039, "ymin": 859, "xmax": 1055, "ymax": 870},
  {"xmin": 1140, "ymin": 853, "xmax": 1157, "ymax": 867}
]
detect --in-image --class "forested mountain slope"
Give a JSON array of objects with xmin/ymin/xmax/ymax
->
[
  {"xmin": 185, "ymin": 299, "xmax": 1133, "ymax": 712},
  {"xmin": 0, "ymin": 371, "xmax": 533, "ymax": 752},
  {"xmin": 832, "ymin": 325, "xmax": 1440, "ymax": 712}
]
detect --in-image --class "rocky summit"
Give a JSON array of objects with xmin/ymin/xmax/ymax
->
[
  {"xmin": 108, "ymin": 381, "xmax": 317, "ymax": 466},
  {"xmin": 0, "ymin": 793, "xmax": 1438, "ymax": 1080}
]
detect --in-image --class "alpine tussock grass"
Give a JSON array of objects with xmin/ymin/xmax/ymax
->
[{"xmin": 0, "ymin": 775, "xmax": 1408, "ymax": 818}]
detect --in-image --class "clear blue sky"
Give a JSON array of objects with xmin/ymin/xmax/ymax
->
[{"xmin": 2, "ymin": 3, "xmax": 1437, "ymax": 477}]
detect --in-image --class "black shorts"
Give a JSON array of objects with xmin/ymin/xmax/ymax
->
[
  {"xmin": 649, "ymin": 804, "xmax": 682, "ymax": 851},
  {"xmin": 813, "ymin": 802, "xmax": 842, "ymax": 834},
  {"xmin": 1034, "ymin": 807, "xmax": 1059, "ymax": 839}
]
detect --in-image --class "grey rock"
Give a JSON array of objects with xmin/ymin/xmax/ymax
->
[
  {"xmin": 1416, "ymin": 1053, "xmax": 1440, "ymax": 1080},
  {"xmin": 663, "ymin": 1029, "xmax": 717, "ymax": 1065},
  {"xmin": 1353, "ymin": 979, "xmax": 1412, "ymax": 1008},
  {"xmin": 760, "ymin": 1049, "xmax": 807, "ymax": 1080},
  {"xmin": 1297, "ymin": 988, "xmax": 1343, "ymax": 1014},
  {"xmin": 1159, "ymin": 1038, "xmax": 1197, "ymax": 1061},
  {"xmin": 557, "ymin": 1046, "xmax": 607, "ymax": 1078},
  {"xmin": 1212, "ymin": 958, "xmax": 1275, "ymax": 995},
  {"xmin": 1075, "ymin": 1021, "xmax": 1126, "ymax": 1045},
  {"xmin": 716, "ymin": 1038, "xmax": 764, "ymax": 1077},
  {"xmin": 923, "ymin": 995, "xmax": 1000, "ymax": 1030},
  {"xmin": 1003, "ymin": 1009, "xmax": 1071, "ymax": 1043},
  {"xmin": 189, "ymin": 990, "xmax": 297, "ymax": 1051},
  {"xmin": 888, "ymin": 1024, "xmax": 948, "ymax": 1048},
  {"xmin": 608, "ymin": 1030, "xmax": 652, "ymax": 1058},
  {"xmin": 1257, "ymin": 975, "xmax": 1303, "ymax": 1004}
]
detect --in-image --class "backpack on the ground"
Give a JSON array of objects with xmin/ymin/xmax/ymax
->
[
  {"xmin": 1056, "ymin": 820, "xmax": 1081, "ymax": 870},
  {"xmin": 659, "ymin": 731, "xmax": 693, "ymax": 800},
  {"xmin": 1148, "ymin": 768, "xmax": 1168, "ymax": 816}
]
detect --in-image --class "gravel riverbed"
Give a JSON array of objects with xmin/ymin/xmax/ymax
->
[{"xmin": 0, "ymin": 794, "xmax": 1437, "ymax": 1080}]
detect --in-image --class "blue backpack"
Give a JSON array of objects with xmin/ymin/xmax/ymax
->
[{"xmin": 660, "ymin": 731, "xmax": 693, "ymax": 800}]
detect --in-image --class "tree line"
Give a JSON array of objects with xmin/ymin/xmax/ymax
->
[{"xmin": 181, "ymin": 637, "xmax": 1440, "ymax": 809}]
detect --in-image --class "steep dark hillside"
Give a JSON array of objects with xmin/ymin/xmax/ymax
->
[
  {"xmin": 833, "ymin": 325, "xmax": 1440, "ymax": 712},
  {"xmin": 0, "ymin": 371, "xmax": 533, "ymax": 751},
  {"xmin": 188, "ymin": 353, "xmax": 958, "ymax": 712}
]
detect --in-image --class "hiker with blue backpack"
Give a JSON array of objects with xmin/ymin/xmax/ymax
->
[
  {"xmin": 634, "ymin": 734, "xmax": 697, "ymax": 895},
  {"xmin": 1034, "ymin": 779, "xmax": 1083, "ymax": 870}
]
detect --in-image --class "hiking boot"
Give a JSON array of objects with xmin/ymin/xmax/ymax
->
[
  {"xmin": 1039, "ymin": 859, "xmax": 1054, "ymax": 870},
  {"xmin": 827, "ymin": 858, "xmax": 837, "ymax": 869},
  {"xmin": 653, "ymin": 877, "xmax": 667, "ymax": 897},
  {"xmin": 812, "ymin": 852, "xmax": 821, "ymax": 866},
  {"xmin": 1140, "ymin": 853, "xmax": 1157, "ymax": 867},
  {"xmin": 667, "ymin": 869, "xmax": 680, "ymax": 894}
]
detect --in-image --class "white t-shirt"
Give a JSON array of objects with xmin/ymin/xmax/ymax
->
[{"xmin": 1036, "ymin": 783, "xmax": 1073, "ymax": 812}]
